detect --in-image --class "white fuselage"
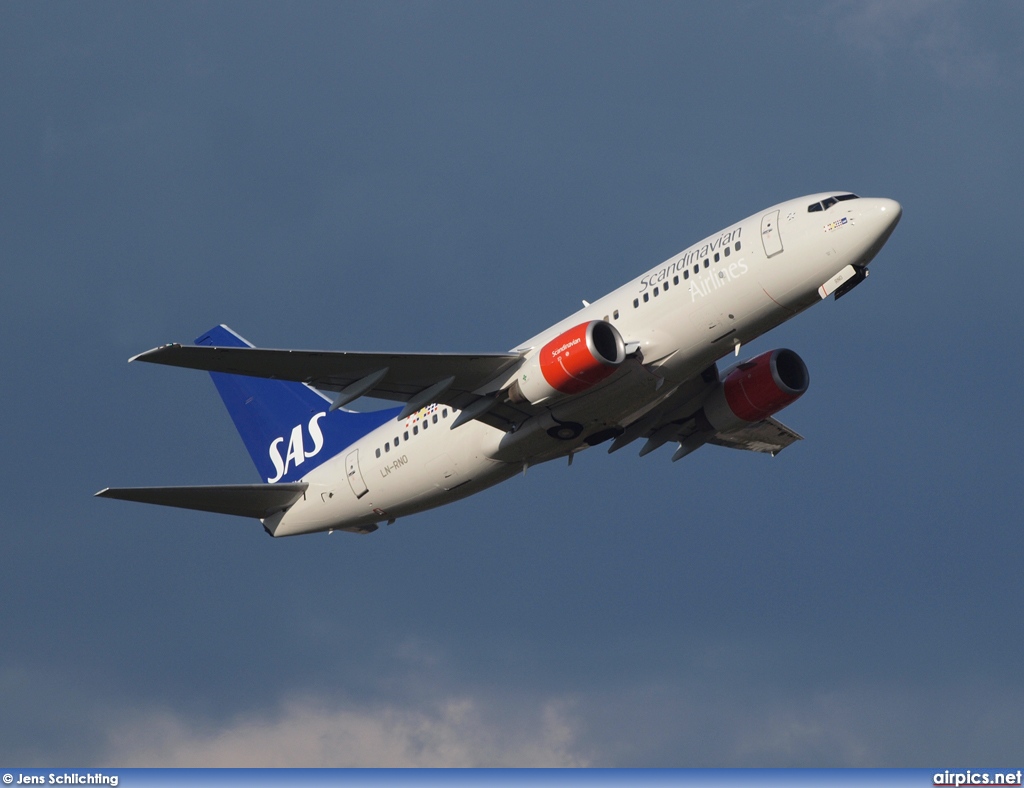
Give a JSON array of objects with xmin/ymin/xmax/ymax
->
[{"xmin": 266, "ymin": 194, "xmax": 901, "ymax": 536}]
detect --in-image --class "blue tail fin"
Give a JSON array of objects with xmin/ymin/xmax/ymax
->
[{"xmin": 196, "ymin": 325, "xmax": 400, "ymax": 484}]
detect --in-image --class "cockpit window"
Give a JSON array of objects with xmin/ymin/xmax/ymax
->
[{"xmin": 807, "ymin": 193, "xmax": 860, "ymax": 213}]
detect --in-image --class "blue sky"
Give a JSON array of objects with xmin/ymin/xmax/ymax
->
[{"xmin": 2, "ymin": 0, "xmax": 1023, "ymax": 766}]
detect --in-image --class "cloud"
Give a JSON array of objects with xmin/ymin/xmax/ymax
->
[
  {"xmin": 6, "ymin": 650, "xmax": 1024, "ymax": 767},
  {"xmin": 102, "ymin": 696, "xmax": 590, "ymax": 767},
  {"xmin": 569, "ymin": 678, "xmax": 1024, "ymax": 766},
  {"xmin": 91, "ymin": 665, "xmax": 1024, "ymax": 767}
]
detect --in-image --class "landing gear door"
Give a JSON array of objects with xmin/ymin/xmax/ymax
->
[
  {"xmin": 760, "ymin": 210, "xmax": 783, "ymax": 258},
  {"xmin": 345, "ymin": 449, "xmax": 369, "ymax": 499}
]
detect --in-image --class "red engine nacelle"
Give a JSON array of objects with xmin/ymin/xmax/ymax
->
[
  {"xmin": 704, "ymin": 349, "xmax": 809, "ymax": 433},
  {"xmin": 508, "ymin": 320, "xmax": 626, "ymax": 405}
]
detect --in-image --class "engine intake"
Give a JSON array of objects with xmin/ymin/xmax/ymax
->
[
  {"xmin": 508, "ymin": 320, "xmax": 626, "ymax": 406},
  {"xmin": 704, "ymin": 348, "xmax": 809, "ymax": 432}
]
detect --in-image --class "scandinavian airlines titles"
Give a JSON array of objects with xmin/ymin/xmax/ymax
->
[
  {"xmin": 637, "ymin": 225, "xmax": 747, "ymax": 302},
  {"xmin": 638, "ymin": 226, "xmax": 743, "ymax": 295}
]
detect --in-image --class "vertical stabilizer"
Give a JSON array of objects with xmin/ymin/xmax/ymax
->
[{"xmin": 196, "ymin": 325, "xmax": 399, "ymax": 484}]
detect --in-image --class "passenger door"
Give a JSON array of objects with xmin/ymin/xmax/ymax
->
[
  {"xmin": 345, "ymin": 449, "xmax": 369, "ymax": 499},
  {"xmin": 760, "ymin": 210, "xmax": 783, "ymax": 258}
]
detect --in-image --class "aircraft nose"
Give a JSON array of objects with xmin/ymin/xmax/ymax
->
[
  {"xmin": 851, "ymin": 197, "xmax": 901, "ymax": 268},
  {"xmin": 860, "ymin": 197, "xmax": 902, "ymax": 242},
  {"xmin": 877, "ymin": 198, "xmax": 902, "ymax": 229}
]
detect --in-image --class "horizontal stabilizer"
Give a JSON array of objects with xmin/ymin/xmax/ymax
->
[
  {"xmin": 95, "ymin": 483, "xmax": 308, "ymax": 519},
  {"xmin": 708, "ymin": 417, "xmax": 803, "ymax": 455}
]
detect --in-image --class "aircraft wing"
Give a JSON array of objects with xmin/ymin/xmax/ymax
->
[
  {"xmin": 707, "ymin": 417, "xmax": 803, "ymax": 455},
  {"xmin": 95, "ymin": 483, "xmax": 308, "ymax": 519},
  {"xmin": 132, "ymin": 344, "xmax": 521, "ymax": 398},
  {"xmin": 609, "ymin": 368, "xmax": 803, "ymax": 459},
  {"xmin": 132, "ymin": 344, "xmax": 537, "ymax": 431}
]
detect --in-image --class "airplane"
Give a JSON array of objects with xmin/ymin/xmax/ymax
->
[{"xmin": 97, "ymin": 192, "xmax": 901, "ymax": 537}]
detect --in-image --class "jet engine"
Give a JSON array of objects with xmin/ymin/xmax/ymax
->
[
  {"xmin": 703, "ymin": 348, "xmax": 809, "ymax": 433},
  {"xmin": 508, "ymin": 320, "xmax": 626, "ymax": 406}
]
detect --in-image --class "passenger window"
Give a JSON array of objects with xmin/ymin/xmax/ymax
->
[
  {"xmin": 394, "ymin": 436, "xmax": 400, "ymax": 445},
  {"xmin": 684, "ymin": 270, "xmax": 689, "ymax": 280},
  {"xmin": 413, "ymin": 426, "xmax": 419, "ymax": 435},
  {"xmin": 735, "ymin": 240, "xmax": 742, "ymax": 251},
  {"xmin": 423, "ymin": 420, "xmax": 428, "ymax": 429},
  {"xmin": 653, "ymin": 288, "xmax": 659, "ymax": 297},
  {"xmin": 385, "ymin": 442, "xmax": 390, "ymax": 453},
  {"xmin": 633, "ymin": 298, "xmax": 639, "ymax": 308},
  {"xmin": 442, "ymin": 409, "xmax": 448, "ymax": 418},
  {"xmin": 432, "ymin": 415, "xmax": 438, "ymax": 424},
  {"xmin": 643, "ymin": 292, "xmax": 649, "ymax": 302},
  {"xmin": 724, "ymin": 247, "xmax": 730, "ymax": 257},
  {"xmin": 673, "ymin": 275, "xmax": 679, "ymax": 285},
  {"xmin": 713, "ymin": 253, "xmax": 719, "ymax": 263},
  {"xmin": 404, "ymin": 431, "xmax": 409, "ymax": 440},
  {"xmin": 693, "ymin": 265, "xmax": 699, "ymax": 275},
  {"xmin": 375, "ymin": 448, "xmax": 381, "ymax": 458},
  {"xmin": 613, "ymin": 309, "xmax": 619, "ymax": 319}
]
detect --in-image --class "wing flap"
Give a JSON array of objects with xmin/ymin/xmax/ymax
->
[{"xmin": 95, "ymin": 483, "xmax": 309, "ymax": 519}]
